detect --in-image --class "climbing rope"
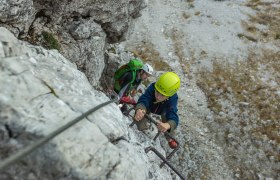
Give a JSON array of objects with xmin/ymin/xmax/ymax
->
[{"xmin": 0, "ymin": 95, "xmax": 119, "ymax": 171}]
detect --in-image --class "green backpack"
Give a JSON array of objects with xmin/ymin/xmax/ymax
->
[{"xmin": 114, "ymin": 59, "xmax": 143, "ymax": 91}]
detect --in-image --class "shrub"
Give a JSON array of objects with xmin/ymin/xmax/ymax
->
[{"xmin": 42, "ymin": 31, "xmax": 61, "ymax": 51}]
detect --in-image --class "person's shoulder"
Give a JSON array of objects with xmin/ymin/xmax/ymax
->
[
  {"xmin": 168, "ymin": 93, "xmax": 178, "ymax": 101},
  {"xmin": 147, "ymin": 82, "xmax": 156, "ymax": 90}
]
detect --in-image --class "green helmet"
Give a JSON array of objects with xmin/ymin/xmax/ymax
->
[{"xmin": 155, "ymin": 72, "xmax": 180, "ymax": 97}]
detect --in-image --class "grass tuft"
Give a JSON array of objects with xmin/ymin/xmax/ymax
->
[{"xmin": 42, "ymin": 31, "xmax": 61, "ymax": 51}]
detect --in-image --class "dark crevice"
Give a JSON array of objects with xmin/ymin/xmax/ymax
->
[
  {"xmin": 5, "ymin": 69, "xmax": 29, "ymax": 77},
  {"xmin": 100, "ymin": 22, "xmax": 127, "ymax": 43},
  {"xmin": 34, "ymin": 9, "xmax": 51, "ymax": 23},
  {"xmin": 106, "ymin": 160, "xmax": 121, "ymax": 179},
  {"xmin": 93, "ymin": 19, "xmax": 102, "ymax": 24},
  {"xmin": 25, "ymin": 9, "xmax": 51, "ymax": 43},
  {"xmin": 5, "ymin": 124, "xmax": 13, "ymax": 138},
  {"xmin": 62, "ymin": 99, "xmax": 80, "ymax": 114},
  {"xmin": 69, "ymin": 11, "xmax": 82, "ymax": 21},
  {"xmin": 28, "ymin": 9, "xmax": 49, "ymax": 36},
  {"xmin": 69, "ymin": 11, "xmax": 91, "ymax": 21},
  {"xmin": 110, "ymin": 136, "xmax": 129, "ymax": 145},
  {"xmin": 17, "ymin": 28, "xmax": 24, "ymax": 39},
  {"xmin": 81, "ymin": 14, "xmax": 91, "ymax": 20},
  {"xmin": 41, "ymin": 80, "xmax": 59, "ymax": 98}
]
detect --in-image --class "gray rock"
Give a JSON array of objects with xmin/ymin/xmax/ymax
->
[
  {"xmin": 0, "ymin": 27, "xmax": 172, "ymax": 179},
  {"xmin": 1, "ymin": 0, "xmax": 146, "ymax": 88}
]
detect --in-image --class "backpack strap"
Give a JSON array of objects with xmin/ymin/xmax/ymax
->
[
  {"xmin": 126, "ymin": 70, "xmax": 138, "ymax": 95},
  {"xmin": 114, "ymin": 70, "xmax": 138, "ymax": 95}
]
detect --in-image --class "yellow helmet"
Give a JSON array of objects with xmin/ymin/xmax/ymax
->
[{"xmin": 155, "ymin": 72, "xmax": 180, "ymax": 97}]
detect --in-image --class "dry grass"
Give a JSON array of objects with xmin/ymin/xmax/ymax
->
[
  {"xmin": 197, "ymin": 49, "xmax": 280, "ymax": 164},
  {"xmin": 194, "ymin": 11, "xmax": 201, "ymax": 16},
  {"xmin": 182, "ymin": 12, "xmax": 191, "ymax": 19},
  {"xmin": 246, "ymin": 0, "xmax": 280, "ymax": 41},
  {"xmin": 200, "ymin": 166, "xmax": 210, "ymax": 180},
  {"xmin": 194, "ymin": 2, "xmax": 280, "ymax": 176},
  {"xmin": 199, "ymin": 49, "xmax": 279, "ymax": 125},
  {"xmin": 237, "ymin": 33, "xmax": 258, "ymax": 42},
  {"xmin": 128, "ymin": 41, "xmax": 172, "ymax": 71},
  {"xmin": 241, "ymin": 21, "xmax": 258, "ymax": 34}
]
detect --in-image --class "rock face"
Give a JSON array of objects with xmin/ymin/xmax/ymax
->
[
  {"xmin": 0, "ymin": 0, "xmax": 35, "ymax": 35},
  {"xmin": 0, "ymin": 27, "xmax": 174, "ymax": 179},
  {"xmin": 0, "ymin": 0, "xmax": 147, "ymax": 87}
]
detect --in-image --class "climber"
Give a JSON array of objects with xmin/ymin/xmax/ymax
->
[
  {"xmin": 114, "ymin": 61, "xmax": 154, "ymax": 105},
  {"xmin": 133, "ymin": 72, "xmax": 180, "ymax": 149}
]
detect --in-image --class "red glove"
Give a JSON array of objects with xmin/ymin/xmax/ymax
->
[
  {"xmin": 120, "ymin": 96, "xmax": 136, "ymax": 105},
  {"xmin": 120, "ymin": 96, "xmax": 130, "ymax": 103},
  {"xmin": 130, "ymin": 99, "xmax": 136, "ymax": 105}
]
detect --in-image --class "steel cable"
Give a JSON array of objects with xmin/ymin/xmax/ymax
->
[{"xmin": 0, "ymin": 95, "xmax": 119, "ymax": 171}]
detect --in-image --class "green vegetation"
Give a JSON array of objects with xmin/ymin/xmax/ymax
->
[
  {"xmin": 42, "ymin": 31, "xmax": 61, "ymax": 51},
  {"xmin": 275, "ymin": 33, "xmax": 280, "ymax": 40},
  {"xmin": 41, "ymin": 80, "xmax": 58, "ymax": 98}
]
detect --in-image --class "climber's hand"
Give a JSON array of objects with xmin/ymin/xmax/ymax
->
[
  {"xmin": 130, "ymin": 89, "xmax": 137, "ymax": 97},
  {"xmin": 157, "ymin": 122, "xmax": 170, "ymax": 132},
  {"xmin": 134, "ymin": 109, "xmax": 146, "ymax": 121}
]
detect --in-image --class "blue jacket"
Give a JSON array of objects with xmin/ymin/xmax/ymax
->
[{"xmin": 137, "ymin": 83, "xmax": 179, "ymax": 128}]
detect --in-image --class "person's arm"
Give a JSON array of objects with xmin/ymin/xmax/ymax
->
[
  {"xmin": 135, "ymin": 83, "xmax": 155, "ymax": 112},
  {"xmin": 134, "ymin": 83, "xmax": 155, "ymax": 121},
  {"xmin": 164, "ymin": 94, "xmax": 179, "ymax": 132}
]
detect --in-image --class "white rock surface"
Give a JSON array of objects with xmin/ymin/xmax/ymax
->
[{"xmin": 0, "ymin": 27, "xmax": 174, "ymax": 180}]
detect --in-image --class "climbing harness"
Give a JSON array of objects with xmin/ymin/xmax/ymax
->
[{"xmin": 0, "ymin": 95, "xmax": 119, "ymax": 171}]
